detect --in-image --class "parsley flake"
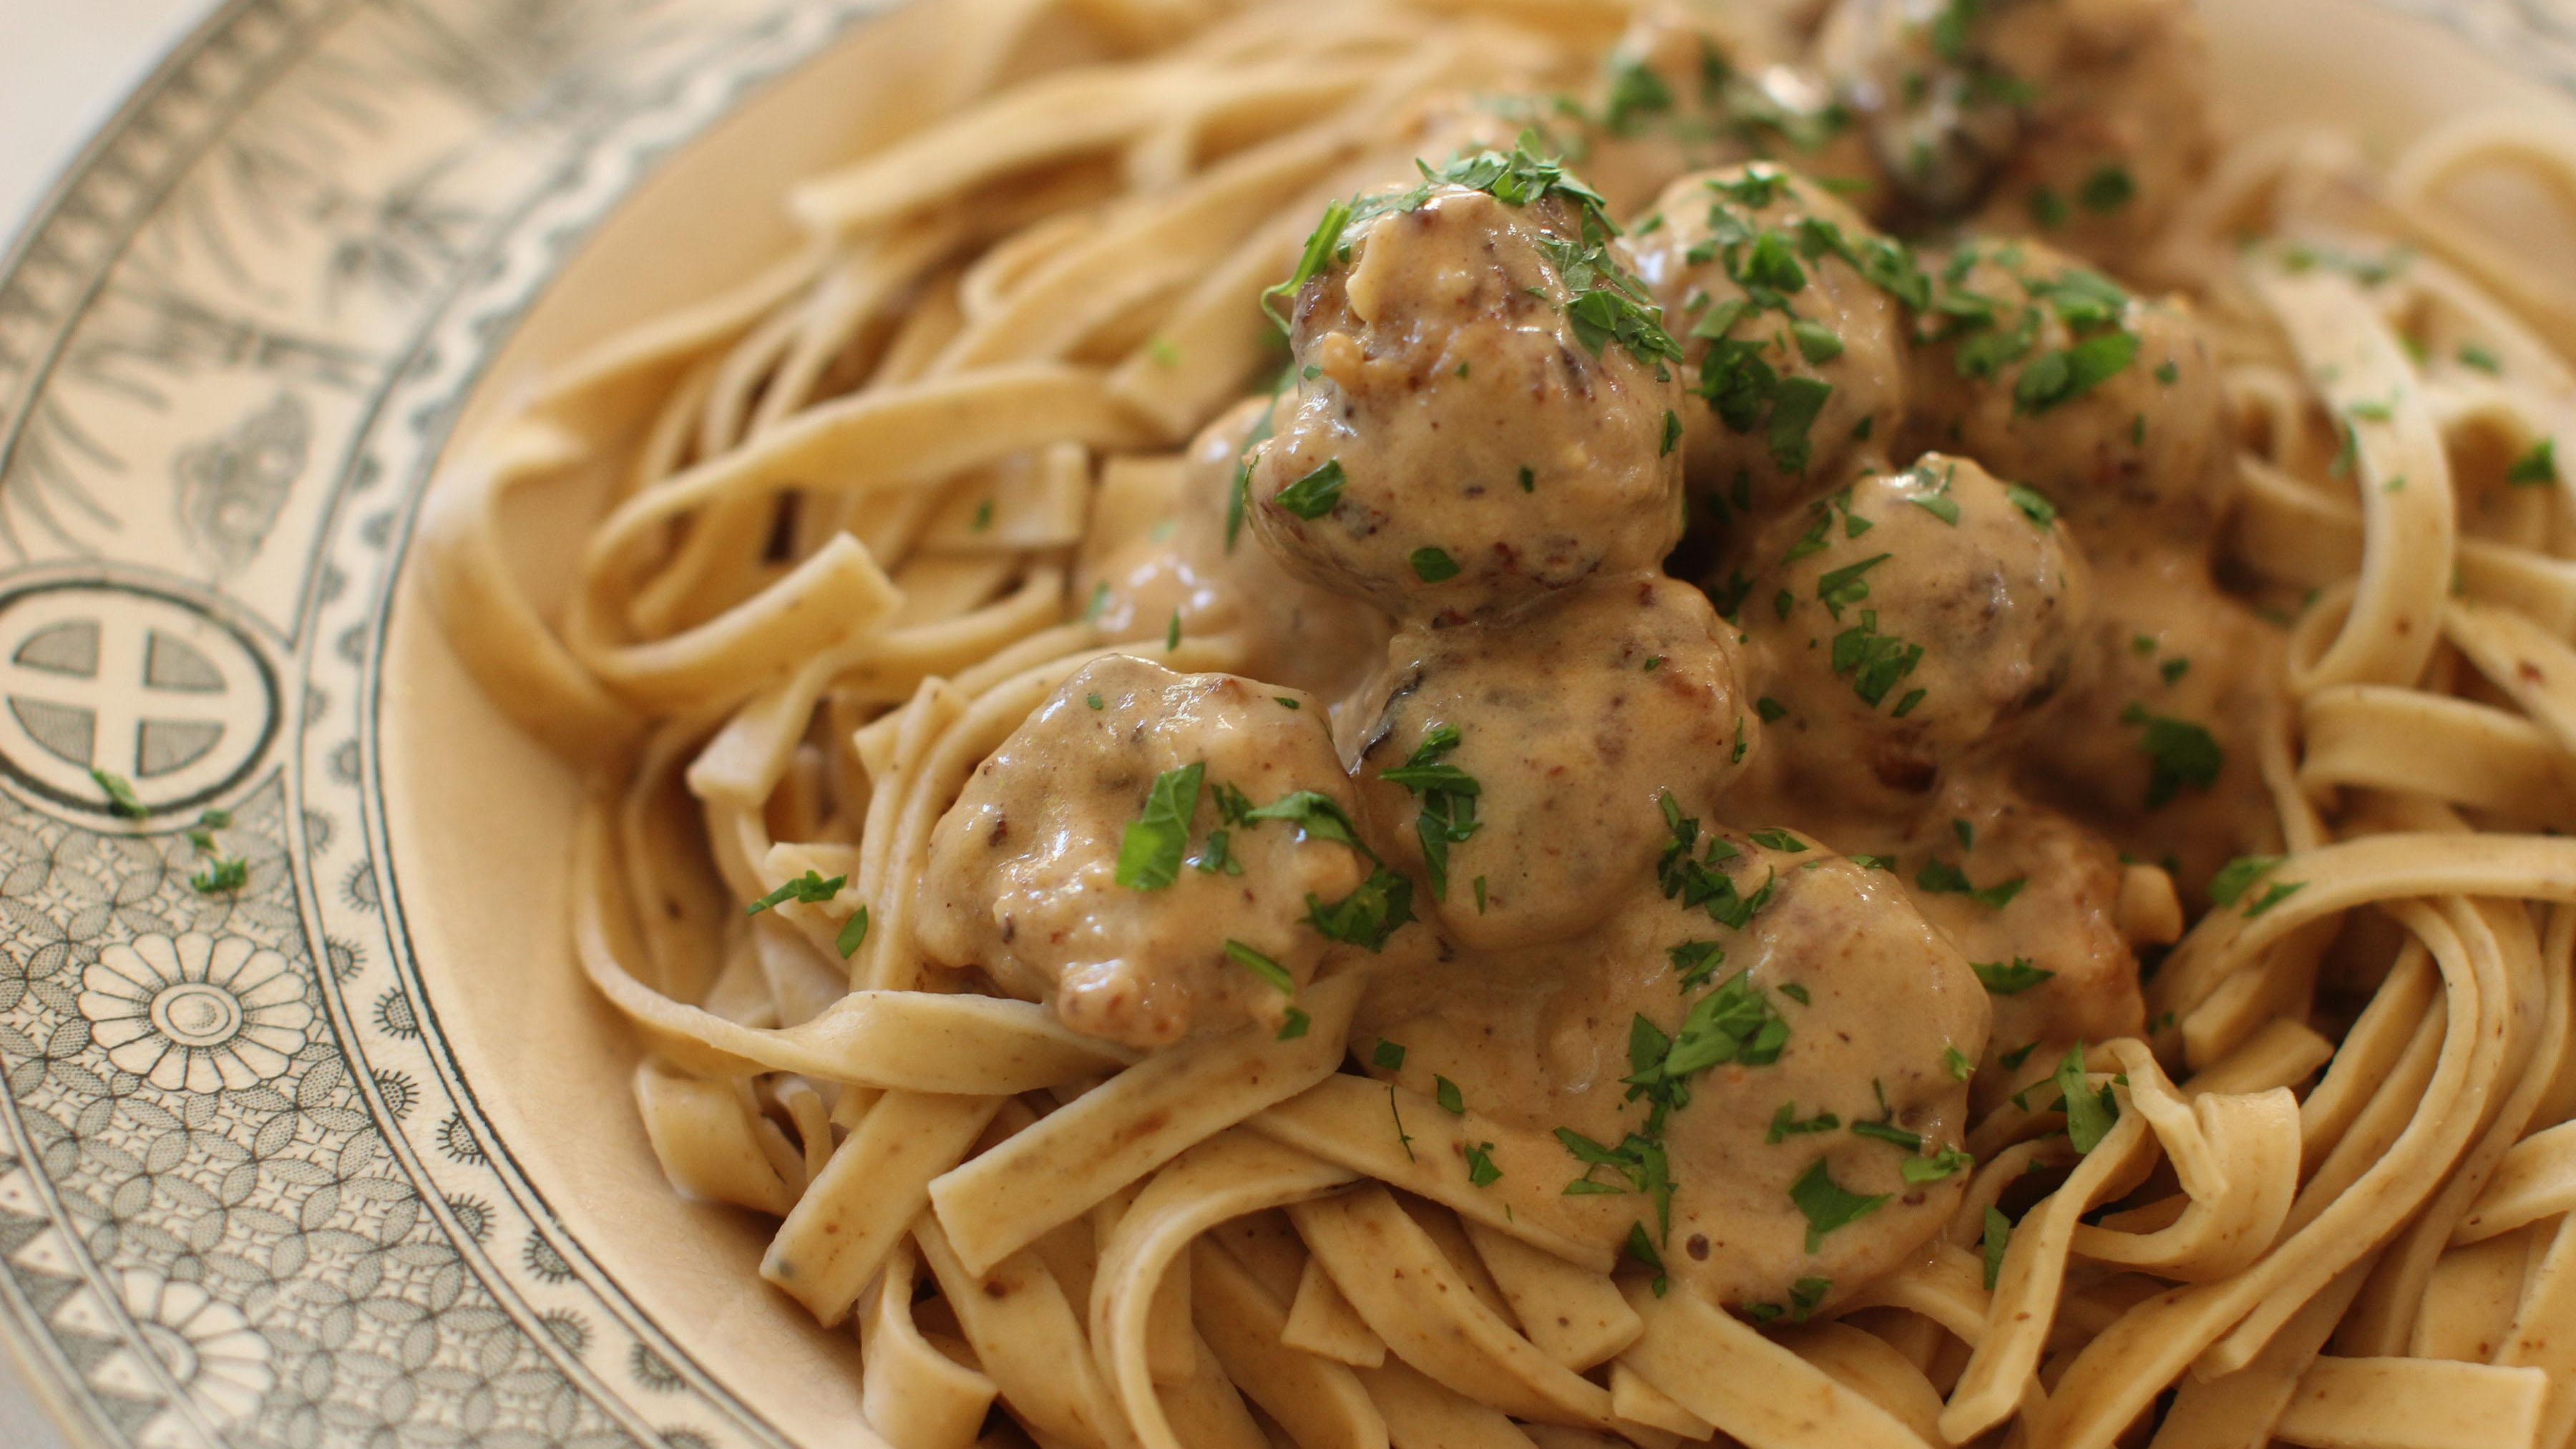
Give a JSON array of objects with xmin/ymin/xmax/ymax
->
[
  {"xmin": 1790, "ymin": 1157, "xmax": 1890, "ymax": 1252},
  {"xmin": 2119, "ymin": 704, "xmax": 2223, "ymax": 807},
  {"xmin": 1274, "ymin": 459, "xmax": 1347, "ymax": 519},
  {"xmin": 1115, "ymin": 765, "xmax": 1203, "ymax": 891},
  {"xmin": 1225, "ymin": 940, "xmax": 1294, "ymax": 993},
  {"xmin": 2509, "ymin": 439, "xmax": 2560, "ymax": 487},
  {"xmin": 1973, "ymin": 957, "xmax": 2055, "ymax": 995},
  {"xmin": 747, "ymin": 869, "xmax": 846, "ymax": 915},
  {"xmin": 2057, "ymin": 1047, "xmax": 2120, "ymax": 1153},
  {"xmin": 90, "ymin": 768, "xmax": 147, "ymax": 821}
]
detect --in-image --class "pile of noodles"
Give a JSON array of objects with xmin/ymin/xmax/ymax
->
[{"xmin": 421, "ymin": 0, "xmax": 2576, "ymax": 1443}]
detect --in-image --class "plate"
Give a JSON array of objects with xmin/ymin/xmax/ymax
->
[{"xmin": 0, "ymin": 1, "xmax": 2570, "ymax": 1447}]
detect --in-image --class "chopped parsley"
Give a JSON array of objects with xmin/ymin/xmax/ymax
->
[
  {"xmin": 1769, "ymin": 1103, "xmax": 1840, "ymax": 1142},
  {"xmin": 2509, "ymin": 439, "xmax": 2560, "ymax": 487},
  {"xmin": 1657, "ymin": 794, "xmax": 1777, "ymax": 928},
  {"xmin": 1436, "ymin": 1076, "xmax": 1465, "ymax": 1114},
  {"xmin": 747, "ymin": 869, "xmax": 847, "ymax": 915},
  {"xmin": 1903, "ymin": 1147, "xmax": 1973, "ymax": 1185},
  {"xmin": 2119, "ymin": 705, "xmax": 2223, "ymax": 808},
  {"xmin": 2057, "ymin": 1047, "xmax": 2120, "ymax": 1153},
  {"xmin": 90, "ymin": 767, "xmax": 147, "ymax": 820},
  {"xmin": 2244, "ymin": 881, "xmax": 2307, "ymax": 919},
  {"xmin": 190, "ymin": 857, "xmax": 250, "ymax": 896},
  {"xmin": 1661, "ymin": 409, "xmax": 1683, "ymax": 456},
  {"xmin": 1384, "ymin": 726, "xmax": 1481, "ymax": 899},
  {"xmin": 1465, "ymin": 1142, "xmax": 1503, "ymax": 1187},
  {"xmin": 1191, "ymin": 826, "xmax": 1242, "ymax": 877},
  {"xmin": 1307, "ymin": 868, "xmax": 1415, "ymax": 950},
  {"xmin": 1242, "ymin": 790, "xmax": 1363, "ymax": 849},
  {"xmin": 1669, "ymin": 940, "xmax": 1726, "ymax": 990},
  {"xmin": 1815, "ymin": 554, "xmax": 1890, "ymax": 621},
  {"xmin": 1943, "ymin": 1045, "xmax": 1974, "ymax": 1081},
  {"xmin": 1984, "ymin": 1206, "xmax": 2011, "ymax": 1288},
  {"xmin": 1603, "ymin": 60, "xmax": 1675, "ymax": 135},
  {"xmin": 1274, "ymin": 459, "xmax": 1347, "ymax": 519},
  {"xmin": 2460, "ymin": 343, "xmax": 2503, "ymax": 374},
  {"xmin": 1831, "ymin": 610, "xmax": 1926, "ymax": 709},
  {"xmin": 2029, "ymin": 187, "xmax": 2069, "ymax": 230},
  {"xmin": 1652, "ymin": 970, "xmax": 1791, "ymax": 1076},
  {"xmin": 2207, "ymin": 855, "xmax": 2283, "ymax": 907},
  {"xmin": 1756, "ymin": 696, "xmax": 1788, "ymax": 723},
  {"xmin": 1115, "ymin": 764, "xmax": 1204, "ymax": 891},
  {"xmin": 1410, "ymin": 547, "xmax": 1461, "ymax": 582},
  {"xmin": 1916, "ymin": 859, "xmax": 2026, "ymax": 910},
  {"xmin": 2015, "ymin": 330, "xmax": 2141, "ymax": 414},
  {"xmin": 1851, "ymin": 1120, "xmax": 1922, "ymax": 1151},
  {"xmin": 1225, "ymin": 405, "xmax": 1275, "ymax": 552},
  {"xmin": 1973, "ymin": 958, "xmax": 2054, "ymax": 995},
  {"xmin": 837, "ymin": 907, "xmax": 871, "ymax": 957},
  {"xmin": 1225, "ymin": 940, "xmax": 1294, "ymax": 993},
  {"xmin": 1792, "ymin": 319, "xmax": 1845, "ymax": 364},
  {"xmin": 1746, "ymin": 1277, "xmax": 1832, "ymax": 1325},
  {"xmin": 2078, "ymin": 164, "xmax": 2136, "ymax": 213},
  {"xmin": 1626, "ymin": 1222, "xmax": 1670, "ymax": 1297},
  {"xmin": 2004, "ymin": 483, "xmax": 2058, "ymax": 525},
  {"xmin": 1265, "ymin": 195, "xmax": 1354, "ymax": 328},
  {"xmin": 1277, "ymin": 1008, "xmax": 1311, "ymax": 1040},
  {"xmin": 1748, "ymin": 829, "xmax": 1807, "ymax": 852},
  {"xmin": 1373, "ymin": 1039, "xmax": 1408, "ymax": 1070},
  {"xmin": 1166, "ymin": 609, "xmax": 1181, "ymax": 651},
  {"xmin": 1790, "ymin": 1157, "xmax": 1890, "ymax": 1252}
]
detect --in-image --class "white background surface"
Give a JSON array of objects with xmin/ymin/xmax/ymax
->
[{"xmin": 0, "ymin": 4, "xmax": 220, "ymax": 1441}]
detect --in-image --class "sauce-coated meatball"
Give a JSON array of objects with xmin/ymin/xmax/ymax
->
[
  {"xmin": 1631, "ymin": 162, "xmax": 1915, "ymax": 522},
  {"xmin": 1341, "ymin": 573, "xmax": 1756, "ymax": 950},
  {"xmin": 1817, "ymin": 0, "xmax": 2214, "ymax": 265},
  {"xmin": 1896, "ymin": 779, "xmax": 2147, "ymax": 1087},
  {"xmin": 1902, "ymin": 238, "xmax": 2230, "ymax": 540},
  {"xmin": 1249, "ymin": 175, "xmax": 1687, "ymax": 623},
  {"xmin": 1724, "ymin": 454, "xmax": 2092, "ymax": 807},
  {"xmin": 1357, "ymin": 845, "xmax": 1989, "ymax": 1314},
  {"xmin": 1086, "ymin": 399, "xmax": 1390, "ymax": 703},
  {"xmin": 2020, "ymin": 552, "xmax": 2288, "ymax": 897},
  {"xmin": 917, "ymin": 658, "xmax": 1368, "ymax": 1048},
  {"xmin": 1577, "ymin": 1, "xmax": 1888, "ymax": 223}
]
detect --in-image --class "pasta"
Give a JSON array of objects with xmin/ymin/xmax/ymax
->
[{"xmin": 419, "ymin": 0, "xmax": 2576, "ymax": 1443}]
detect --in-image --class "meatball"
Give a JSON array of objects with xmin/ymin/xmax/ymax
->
[
  {"xmin": 1084, "ymin": 399, "xmax": 1390, "ymax": 703},
  {"xmin": 916, "ymin": 657, "xmax": 1370, "ymax": 1049},
  {"xmin": 1357, "ymin": 847, "xmax": 1990, "ymax": 1314},
  {"xmin": 1893, "ymin": 779, "xmax": 2146, "ymax": 1088},
  {"xmin": 1816, "ymin": 0, "xmax": 2215, "ymax": 263},
  {"xmin": 1576, "ymin": 1, "xmax": 1888, "ymax": 223},
  {"xmin": 1341, "ymin": 574, "xmax": 1756, "ymax": 951},
  {"xmin": 1901, "ymin": 238, "xmax": 2230, "ymax": 540},
  {"xmin": 1630, "ymin": 163, "xmax": 1914, "ymax": 523},
  {"xmin": 1247, "ymin": 173, "xmax": 1687, "ymax": 624},
  {"xmin": 2019, "ymin": 551, "xmax": 2288, "ymax": 898},
  {"xmin": 1724, "ymin": 454, "xmax": 2092, "ymax": 810}
]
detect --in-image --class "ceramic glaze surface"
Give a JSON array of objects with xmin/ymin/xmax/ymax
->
[{"xmin": 0, "ymin": 1, "xmax": 2567, "ymax": 1447}]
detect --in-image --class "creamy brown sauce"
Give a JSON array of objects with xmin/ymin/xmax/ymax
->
[{"xmin": 919, "ymin": 0, "xmax": 2277, "ymax": 1315}]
